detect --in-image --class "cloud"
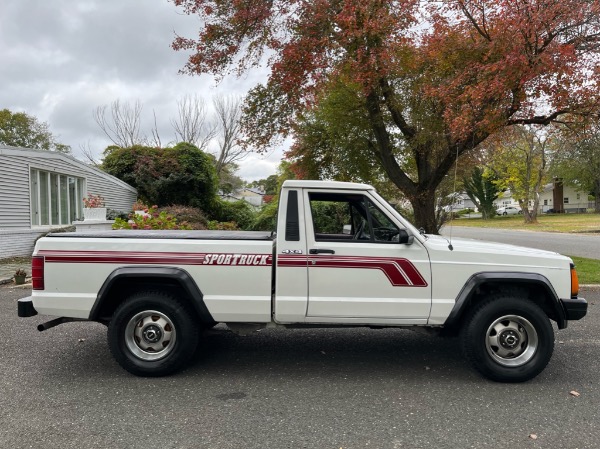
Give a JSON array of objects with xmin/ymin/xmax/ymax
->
[{"xmin": 0, "ymin": 0, "xmax": 282, "ymax": 181}]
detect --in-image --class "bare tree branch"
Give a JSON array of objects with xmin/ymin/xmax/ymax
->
[
  {"xmin": 213, "ymin": 94, "xmax": 246, "ymax": 177},
  {"xmin": 150, "ymin": 109, "xmax": 162, "ymax": 148},
  {"xmin": 93, "ymin": 99, "xmax": 144, "ymax": 147},
  {"xmin": 171, "ymin": 94, "xmax": 215, "ymax": 149},
  {"xmin": 78, "ymin": 141, "xmax": 101, "ymax": 167}
]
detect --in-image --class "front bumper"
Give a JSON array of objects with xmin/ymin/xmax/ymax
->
[
  {"xmin": 560, "ymin": 297, "xmax": 587, "ymax": 321},
  {"xmin": 18, "ymin": 296, "xmax": 38, "ymax": 317}
]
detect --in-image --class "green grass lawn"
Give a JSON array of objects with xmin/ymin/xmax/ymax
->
[
  {"xmin": 452, "ymin": 213, "xmax": 600, "ymax": 233},
  {"xmin": 568, "ymin": 256, "xmax": 600, "ymax": 285}
]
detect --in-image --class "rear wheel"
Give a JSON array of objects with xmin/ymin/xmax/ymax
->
[
  {"xmin": 461, "ymin": 295, "xmax": 554, "ymax": 382},
  {"xmin": 108, "ymin": 291, "xmax": 199, "ymax": 376}
]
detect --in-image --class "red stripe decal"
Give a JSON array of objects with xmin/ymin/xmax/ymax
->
[
  {"xmin": 37, "ymin": 250, "xmax": 272, "ymax": 266},
  {"xmin": 278, "ymin": 255, "xmax": 427, "ymax": 287}
]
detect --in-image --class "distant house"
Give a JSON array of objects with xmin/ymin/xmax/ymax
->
[
  {"xmin": 538, "ymin": 182, "xmax": 589, "ymax": 213},
  {"xmin": 493, "ymin": 180, "xmax": 588, "ymax": 213},
  {"xmin": 219, "ymin": 187, "xmax": 265, "ymax": 208},
  {"xmin": 445, "ymin": 192, "xmax": 478, "ymax": 212},
  {"xmin": 0, "ymin": 145, "xmax": 137, "ymax": 258}
]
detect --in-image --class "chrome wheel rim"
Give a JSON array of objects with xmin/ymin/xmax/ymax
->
[
  {"xmin": 124, "ymin": 310, "xmax": 176, "ymax": 361},
  {"xmin": 485, "ymin": 315, "xmax": 538, "ymax": 367}
]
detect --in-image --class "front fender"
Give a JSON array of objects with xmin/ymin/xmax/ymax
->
[{"xmin": 444, "ymin": 272, "xmax": 566, "ymax": 330}]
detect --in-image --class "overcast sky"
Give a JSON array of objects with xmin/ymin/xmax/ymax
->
[{"xmin": 0, "ymin": 0, "xmax": 283, "ymax": 181}]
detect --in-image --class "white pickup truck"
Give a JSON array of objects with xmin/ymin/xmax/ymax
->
[{"xmin": 18, "ymin": 180, "xmax": 587, "ymax": 382}]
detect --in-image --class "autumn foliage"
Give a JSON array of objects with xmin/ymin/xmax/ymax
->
[{"xmin": 172, "ymin": 0, "xmax": 600, "ymax": 232}]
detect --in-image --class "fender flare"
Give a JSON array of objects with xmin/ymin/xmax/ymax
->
[
  {"xmin": 89, "ymin": 266, "xmax": 214, "ymax": 324},
  {"xmin": 444, "ymin": 272, "xmax": 567, "ymax": 330}
]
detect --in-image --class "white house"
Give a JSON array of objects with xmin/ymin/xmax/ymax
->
[
  {"xmin": 445, "ymin": 192, "xmax": 479, "ymax": 212},
  {"xmin": 0, "ymin": 145, "xmax": 137, "ymax": 258},
  {"xmin": 493, "ymin": 181, "xmax": 589, "ymax": 213},
  {"xmin": 220, "ymin": 187, "xmax": 265, "ymax": 208},
  {"xmin": 538, "ymin": 183, "xmax": 589, "ymax": 213}
]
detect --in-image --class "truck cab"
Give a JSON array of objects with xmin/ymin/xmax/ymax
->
[{"xmin": 274, "ymin": 180, "xmax": 431, "ymax": 325}]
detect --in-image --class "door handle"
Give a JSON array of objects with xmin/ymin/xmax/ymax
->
[{"xmin": 309, "ymin": 249, "xmax": 335, "ymax": 254}]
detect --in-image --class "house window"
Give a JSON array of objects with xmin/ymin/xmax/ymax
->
[
  {"xmin": 30, "ymin": 169, "xmax": 84, "ymax": 226},
  {"xmin": 544, "ymin": 200, "xmax": 548, "ymax": 206},
  {"xmin": 564, "ymin": 197, "xmax": 569, "ymax": 204},
  {"xmin": 577, "ymin": 194, "xmax": 581, "ymax": 200}
]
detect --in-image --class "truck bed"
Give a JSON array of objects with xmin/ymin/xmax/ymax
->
[{"xmin": 47, "ymin": 230, "xmax": 275, "ymax": 241}]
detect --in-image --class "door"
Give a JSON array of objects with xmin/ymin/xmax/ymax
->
[{"xmin": 304, "ymin": 190, "xmax": 432, "ymax": 324}]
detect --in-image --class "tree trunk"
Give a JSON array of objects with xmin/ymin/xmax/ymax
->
[
  {"xmin": 410, "ymin": 190, "xmax": 439, "ymax": 234},
  {"xmin": 519, "ymin": 201, "xmax": 537, "ymax": 224}
]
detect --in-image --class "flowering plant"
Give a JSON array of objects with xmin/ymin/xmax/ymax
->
[
  {"xmin": 113, "ymin": 205, "xmax": 192, "ymax": 230},
  {"xmin": 15, "ymin": 268, "xmax": 27, "ymax": 277},
  {"xmin": 83, "ymin": 194, "xmax": 105, "ymax": 208},
  {"xmin": 132, "ymin": 200, "xmax": 147, "ymax": 211}
]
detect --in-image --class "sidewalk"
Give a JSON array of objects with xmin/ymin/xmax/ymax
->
[{"xmin": 0, "ymin": 257, "xmax": 32, "ymax": 285}]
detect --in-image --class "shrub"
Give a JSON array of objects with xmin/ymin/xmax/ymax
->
[
  {"xmin": 212, "ymin": 199, "xmax": 256, "ymax": 230},
  {"xmin": 207, "ymin": 220, "xmax": 239, "ymax": 230},
  {"xmin": 159, "ymin": 205, "xmax": 208, "ymax": 230},
  {"xmin": 252, "ymin": 200, "xmax": 279, "ymax": 231},
  {"xmin": 107, "ymin": 208, "xmax": 129, "ymax": 220},
  {"xmin": 113, "ymin": 206, "xmax": 192, "ymax": 230},
  {"xmin": 102, "ymin": 143, "xmax": 218, "ymax": 211}
]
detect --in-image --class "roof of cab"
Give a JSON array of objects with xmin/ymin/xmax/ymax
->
[{"xmin": 282, "ymin": 180, "xmax": 375, "ymax": 191}]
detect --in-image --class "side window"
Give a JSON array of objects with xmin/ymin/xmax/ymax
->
[
  {"xmin": 308, "ymin": 192, "xmax": 399, "ymax": 243},
  {"xmin": 366, "ymin": 199, "xmax": 400, "ymax": 242},
  {"xmin": 310, "ymin": 196, "xmax": 355, "ymax": 240}
]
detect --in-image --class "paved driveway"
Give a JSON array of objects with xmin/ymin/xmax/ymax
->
[
  {"xmin": 2, "ymin": 284, "xmax": 599, "ymax": 448},
  {"xmin": 441, "ymin": 226, "xmax": 600, "ymax": 260}
]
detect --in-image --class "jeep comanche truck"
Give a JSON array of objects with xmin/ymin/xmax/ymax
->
[{"xmin": 18, "ymin": 180, "xmax": 587, "ymax": 382}]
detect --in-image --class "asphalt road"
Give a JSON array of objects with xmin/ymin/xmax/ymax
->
[
  {"xmin": 441, "ymin": 226, "xmax": 600, "ymax": 260},
  {"xmin": 2, "ymin": 284, "xmax": 599, "ymax": 449}
]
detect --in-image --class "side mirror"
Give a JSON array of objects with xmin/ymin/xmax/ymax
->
[{"xmin": 398, "ymin": 229, "xmax": 414, "ymax": 245}]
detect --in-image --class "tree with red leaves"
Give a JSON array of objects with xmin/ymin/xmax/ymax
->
[{"xmin": 172, "ymin": 0, "xmax": 600, "ymax": 233}]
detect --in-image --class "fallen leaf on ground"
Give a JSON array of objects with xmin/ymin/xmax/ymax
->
[
  {"xmin": 570, "ymin": 390, "xmax": 581, "ymax": 397},
  {"xmin": 529, "ymin": 434, "xmax": 538, "ymax": 440}
]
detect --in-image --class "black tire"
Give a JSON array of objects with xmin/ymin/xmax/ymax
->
[
  {"xmin": 461, "ymin": 295, "xmax": 554, "ymax": 382},
  {"xmin": 108, "ymin": 291, "xmax": 199, "ymax": 377}
]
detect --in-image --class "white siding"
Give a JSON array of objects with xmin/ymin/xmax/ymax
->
[
  {"xmin": 0, "ymin": 154, "xmax": 30, "ymax": 228},
  {"xmin": 0, "ymin": 229, "xmax": 46, "ymax": 258},
  {"xmin": 86, "ymin": 176, "xmax": 137, "ymax": 212},
  {"xmin": 0, "ymin": 146, "xmax": 137, "ymax": 257}
]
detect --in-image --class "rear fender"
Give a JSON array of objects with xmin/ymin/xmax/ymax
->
[{"xmin": 89, "ymin": 266, "xmax": 214, "ymax": 324}]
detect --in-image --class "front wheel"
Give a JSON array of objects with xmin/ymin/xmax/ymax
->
[
  {"xmin": 108, "ymin": 291, "xmax": 199, "ymax": 376},
  {"xmin": 461, "ymin": 295, "xmax": 554, "ymax": 382}
]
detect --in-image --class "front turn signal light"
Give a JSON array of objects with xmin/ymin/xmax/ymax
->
[{"xmin": 570, "ymin": 264, "xmax": 579, "ymax": 298}]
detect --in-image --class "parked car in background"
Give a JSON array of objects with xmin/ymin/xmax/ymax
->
[{"xmin": 496, "ymin": 206, "xmax": 521, "ymax": 216}]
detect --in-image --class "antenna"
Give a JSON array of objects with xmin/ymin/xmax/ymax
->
[{"xmin": 447, "ymin": 145, "xmax": 460, "ymax": 251}]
